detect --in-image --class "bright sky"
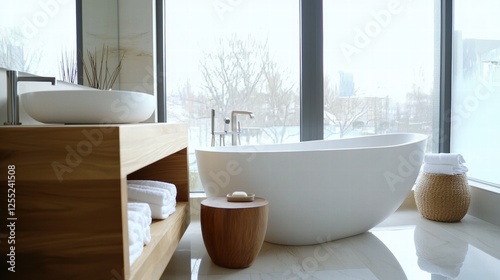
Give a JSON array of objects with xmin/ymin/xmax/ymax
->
[
  {"xmin": 165, "ymin": 0, "xmax": 300, "ymax": 94},
  {"xmin": 165, "ymin": 0, "xmax": 500, "ymax": 101},
  {"xmin": 166, "ymin": 0, "xmax": 438, "ymax": 100}
]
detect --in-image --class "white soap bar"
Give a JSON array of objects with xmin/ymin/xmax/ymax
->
[{"xmin": 231, "ymin": 191, "xmax": 247, "ymax": 197}]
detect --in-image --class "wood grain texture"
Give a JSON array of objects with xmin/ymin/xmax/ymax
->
[
  {"xmin": 0, "ymin": 124, "xmax": 189, "ymax": 280},
  {"xmin": 120, "ymin": 124, "xmax": 188, "ymax": 175},
  {"xmin": 0, "ymin": 125, "xmax": 121, "ymax": 181},
  {"xmin": 200, "ymin": 197, "xmax": 268, "ymax": 268}
]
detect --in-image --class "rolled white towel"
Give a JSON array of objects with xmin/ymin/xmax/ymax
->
[
  {"xmin": 128, "ymin": 202, "xmax": 152, "ymax": 225},
  {"xmin": 148, "ymin": 203, "xmax": 176, "ymax": 220},
  {"xmin": 129, "ymin": 240, "xmax": 144, "ymax": 266},
  {"xmin": 424, "ymin": 153, "xmax": 465, "ymax": 166},
  {"xmin": 127, "ymin": 184, "xmax": 173, "ymax": 206},
  {"xmin": 128, "ymin": 180, "xmax": 177, "ymax": 198},
  {"xmin": 422, "ymin": 163, "xmax": 469, "ymax": 175},
  {"xmin": 128, "ymin": 210, "xmax": 151, "ymax": 245}
]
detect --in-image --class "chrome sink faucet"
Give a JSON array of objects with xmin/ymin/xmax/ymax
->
[
  {"xmin": 5, "ymin": 70, "xmax": 57, "ymax": 125},
  {"xmin": 231, "ymin": 110, "xmax": 254, "ymax": 145}
]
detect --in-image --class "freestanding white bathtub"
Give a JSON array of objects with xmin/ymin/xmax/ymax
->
[{"xmin": 195, "ymin": 133, "xmax": 428, "ymax": 245}]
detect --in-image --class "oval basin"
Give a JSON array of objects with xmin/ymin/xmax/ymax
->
[{"xmin": 21, "ymin": 90, "xmax": 155, "ymax": 124}]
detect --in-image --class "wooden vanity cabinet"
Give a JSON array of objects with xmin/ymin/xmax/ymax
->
[{"xmin": 0, "ymin": 123, "xmax": 190, "ymax": 280}]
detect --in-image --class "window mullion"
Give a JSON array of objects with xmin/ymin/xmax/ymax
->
[
  {"xmin": 439, "ymin": 0, "xmax": 453, "ymax": 152},
  {"xmin": 300, "ymin": 0, "xmax": 324, "ymax": 141}
]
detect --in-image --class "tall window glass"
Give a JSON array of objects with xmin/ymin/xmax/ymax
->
[
  {"xmin": 323, "ymin": 0, "xmax": 440, "ymax": 152},
  {"xmin": 165, "ymin": 0, "xmax": 300, "ymax": 191},
  {"xmin": 451, "ymin": 0, "xmax": 500, "ymax": 186}
]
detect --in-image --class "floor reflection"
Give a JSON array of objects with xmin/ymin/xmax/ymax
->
[
  {"xmin": 163, "ymin": 211, "xmax": 500, "ymax": 279},
  {"xmin": 414, "ymin": 219, "xmax": 468, "ymax": 279}
]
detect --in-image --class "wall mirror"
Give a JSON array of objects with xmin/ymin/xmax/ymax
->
[{"xmin": 0, "ymin": 0, "xmax": 118, "ymax": 86}]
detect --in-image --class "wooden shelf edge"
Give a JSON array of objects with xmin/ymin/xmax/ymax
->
[
  {"xmin": 129, "ymin": 202, "xmax": 190, "ymax": 280},
  {"xmin": 120, "ymin": 124, "xmax": 188, "ymax": 175}
]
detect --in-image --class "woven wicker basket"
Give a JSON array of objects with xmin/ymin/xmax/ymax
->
[{"xmin": 414, "ymin": 172, "xmax": 470, "ymax": 222}]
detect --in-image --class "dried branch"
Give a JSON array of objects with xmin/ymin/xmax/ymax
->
[
  {"xmin": 82, "ymin": 45, "xmax": 124, "ymax": 90},
  {"xmin": 59, "ymin": 49, "xmax": 78, "ymax": 84}
]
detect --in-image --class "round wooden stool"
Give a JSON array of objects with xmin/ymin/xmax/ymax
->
[{"xmin": 200, "ymin": 197, "xmax": 268, "ymax": 268}]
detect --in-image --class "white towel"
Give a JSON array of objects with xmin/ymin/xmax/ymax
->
[
  {"xmin": 149, "ymin": 203, "xmax": 176, "ymax": 219},
  {"xmin": 127, "ymin": 181, "xmax": 177, "ymax": 219},
  {"xmin": 422, "ymin": 153, "xmax": 468, "ymax": 175},
  {"xmin": 127, "ymin": 184, "xmax": 173, "ymax": 206},
  {"xmin": 422, "ymin": 163, "xmax": 469, "ymax": 175},
  {"xmin": 424, "ymin": 153, "xmax": 466, "ymax": 165},
  {"xmin": 129, "ymin": 240, "xmax": 144, "ymax": 266},
  {"xmin": 128, "ymin": 202, "xmax": 152, "ymax": 225},
  {"xmin": 128, "ymin": 180, "xmax": 177, "ymax": 198},
  {"xmin": 128, "ymin": 210, "xmax": 151, "ymax": 245}
]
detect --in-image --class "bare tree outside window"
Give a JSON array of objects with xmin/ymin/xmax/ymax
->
[
  {"xmin": 169, "ymin": 35, "xmax": 299, "ymax": 146},
  {"xmin": 199, "ymin": 35, "xmax": 266, "ymax": 116}
]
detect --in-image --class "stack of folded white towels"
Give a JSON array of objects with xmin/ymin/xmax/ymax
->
[
  {"xmin": 126, "ymin": 180, "xmax": 177, "ymax": 265},
  {"xmin": 128, "ymin": 202, "xmax": 152, "ymax": 265},
  {"xmin": 127, "ymin": 180, "xmax": 177, "ymax": 219},
  {"xmin": 422, "ymin": 153, "xmax": 468, "ymax": 175}
]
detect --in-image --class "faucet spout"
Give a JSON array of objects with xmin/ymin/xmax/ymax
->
[
  {"xmin": 5, "ymin": 70, "xmax": 57, "ymax": 125},
  {"xmin": 18, "ymin": 75, "xmax": 57, "ymax": 85},
  {"xmin": 230, "ymin": 110, "xmax": 254, "ymax": 145}
]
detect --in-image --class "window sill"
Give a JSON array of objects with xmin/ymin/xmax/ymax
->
[
  {"xmin": 467, "ymin": 178, "xmax": 500, "ymax": 227},
  {"xmin": 468, "ymin": 178, "xmax": 500, "ymax": 194}
]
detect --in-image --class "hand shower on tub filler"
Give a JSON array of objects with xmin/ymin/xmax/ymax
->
[{"xmin": 210, "ymin": 109, "xmax": 254, "ymax": 146}]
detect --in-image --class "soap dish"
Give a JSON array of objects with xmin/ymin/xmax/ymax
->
[{"xmin": 226, "ymin": 193, "xmax": 255, "ymax": 202}]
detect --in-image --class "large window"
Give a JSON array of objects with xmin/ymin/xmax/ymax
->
[
  {"xmin": 323, "ymin": 0, "xmax": 440, "ymax": 149},
  {"xmin": 166, "ymin": 1, "xmax": 500, "ymax": 192},
  {"xmin": 166, "ymin": 0, "xmax": 300, "ymax": 191},
  {"xmin": 451, "ymin": 0, "xmax": 500, "ymax": 186}
]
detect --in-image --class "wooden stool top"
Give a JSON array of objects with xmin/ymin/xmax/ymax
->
[{"xmin": 201, "ymin": 197, "xmax": 268, "ymax": 209}]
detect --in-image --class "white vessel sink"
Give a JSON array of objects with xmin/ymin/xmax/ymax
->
[{"xmin": 21, "ymin": 90, "xmax": 155, "ymax": 124}]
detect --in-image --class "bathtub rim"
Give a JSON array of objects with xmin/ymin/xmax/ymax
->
[{"xmin": 195, "ymin": 133, "xmax": 428, "ymax": 153}]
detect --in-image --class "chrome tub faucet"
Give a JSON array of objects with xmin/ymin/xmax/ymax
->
[{"xmin": 231, "ymin": 110, "xmax": 254, "ymax": 146}]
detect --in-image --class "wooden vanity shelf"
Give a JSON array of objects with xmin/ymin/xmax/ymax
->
[{"xmin": 0, "ymin": 123, "xmax": 190, "ymax": 280}]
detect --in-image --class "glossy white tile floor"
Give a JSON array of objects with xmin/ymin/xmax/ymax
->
[{"xmin": 161, "ymin": 204, "xmax": 500, "ymax": 279}]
